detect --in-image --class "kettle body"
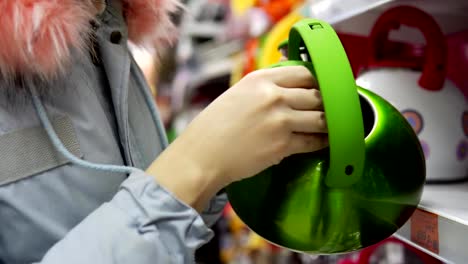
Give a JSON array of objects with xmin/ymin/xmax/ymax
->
[
  {"xmin": 226, "ymin": 19, "xmax": 425, "ymax": 254},
  {"xmin": 227, "ymin": 85, "xmax": 425, "ymax": 253}
]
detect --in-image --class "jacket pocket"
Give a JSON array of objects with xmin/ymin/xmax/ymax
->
[{"xmin": 0, "ymin": 115, "xmax": 82, "ymax": 186}]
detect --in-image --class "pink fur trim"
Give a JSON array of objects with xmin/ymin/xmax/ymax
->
[
  {"xmin": 0, "ymin": 0, "xmax": 183, "ymax": 80},
  {"xmin": 124, "ymin": 0, "xmax": 183, "ymax": 49},
  {"xmin": 0, "ymin": 0, "xmax": 95, "ymax": 79}
]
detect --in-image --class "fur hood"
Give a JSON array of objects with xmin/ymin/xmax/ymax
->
[{"xmin": 0, "ymin": 0, "xmax": 182, "ymax": 81}]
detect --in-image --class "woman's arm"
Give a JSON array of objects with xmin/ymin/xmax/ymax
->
[
  {"xmin": 35, "ymin": 66, "xmax": 327, "ymax": 263},
  {"xmin": 147, "ymin": 66, "xmax": 328, "ymax": 211}
]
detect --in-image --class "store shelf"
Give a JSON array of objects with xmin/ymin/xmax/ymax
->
[
  {"xmin": 395, "ymin": 182, "xmax": 468, "ymax": 264},
  {"xmin": 299, "ymin": 0, "xmax": 396, "ymax": 25},
  {"xmin": 300, "ymin": 0, "xmax": 468, "ymax": 36}
]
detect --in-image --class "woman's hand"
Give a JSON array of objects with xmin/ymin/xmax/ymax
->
[{"xmin": 147, "ymin": 66, "xmax": 328, "ymax": 211}]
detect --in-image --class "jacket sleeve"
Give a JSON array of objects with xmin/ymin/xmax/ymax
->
[
  {"xmin": 200, "ymin": 189, "xmax": 228, "ymax": 228},
  {"xmin": 35, "ymin": 171, "xmax": 228, "ymax": 264}
]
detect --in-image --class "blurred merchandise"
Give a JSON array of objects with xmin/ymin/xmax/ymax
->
[
  {"xmin": 338, "ymin": 237, "xmax": 443, "ymax": 264},
  {"xmin": 228, "ymin": 0, "xmax": 305, "ymax": 85}
]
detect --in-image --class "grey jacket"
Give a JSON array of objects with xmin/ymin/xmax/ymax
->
[{"xmin": 0, "ymin": 2, "xmax": 227, "ymax": 264}]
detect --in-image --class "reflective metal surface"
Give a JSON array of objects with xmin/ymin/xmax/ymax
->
[{"xmin": 226, "ymin": 87, "xmax": 426, "ymax": 254}]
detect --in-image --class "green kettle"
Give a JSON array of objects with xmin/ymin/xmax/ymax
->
[{"xmin": 226, "ymin": 19, "xmax": 425, "ymax": 254}]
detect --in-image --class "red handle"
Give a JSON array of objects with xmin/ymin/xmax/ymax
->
[{"xmin": 367, "ymin": 5, "xmax": 447, "ymax": 91}]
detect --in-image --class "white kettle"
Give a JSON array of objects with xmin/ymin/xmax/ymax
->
[{"xmin": 356, "ymin": 5, "xmax": 468, "ymax": 183}]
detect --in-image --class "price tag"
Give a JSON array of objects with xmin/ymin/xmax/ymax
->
[{"xmin": 410, "ymin": 209, "xmax": 439, "ymax": 254}]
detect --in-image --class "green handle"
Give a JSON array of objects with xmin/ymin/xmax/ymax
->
[{"xmin": 285, "ymin": 19, "xmax": 365, "ymax": 188}]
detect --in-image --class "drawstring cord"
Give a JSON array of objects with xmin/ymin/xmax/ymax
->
[
  {"xmin": 29, "ymin": 85, "xmax": 143, "ymax": 175},
  {"xmin": 130, "ymin": 61, "xmax": 169, "ymax": 148}
]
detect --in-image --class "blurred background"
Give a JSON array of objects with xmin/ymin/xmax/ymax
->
[{"xmin": 130, "ymin": 0, "xmax": 468, "ymax": 263}]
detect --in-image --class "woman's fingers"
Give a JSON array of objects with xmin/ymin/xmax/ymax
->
[
  {"xmin": 287, "ymin": 133, "xmax": 329, "ymax": 155},
  {"xmin": 281, "ymin": 88, "xmax": 323, "ymax": 110},
  {"xmin": 287, "ymin": 110, "xmax": 327, "ymax": 133},
  {"xmin": 258, "ymin": 66, "xmax": 318, "ymax": 88}
]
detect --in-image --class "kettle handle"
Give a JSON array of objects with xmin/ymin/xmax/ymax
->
[
  {"xmin": 277, "ymin": 19, "xmax": 365, "ymax": 188},
  {"xmin": 367, "ymin": 5, "xmax": 447, "ymax": 91}
]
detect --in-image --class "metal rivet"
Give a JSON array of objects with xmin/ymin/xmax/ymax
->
[{"xmin": 110, "ymin": 31, "xmax": 122, "ymax": 44}]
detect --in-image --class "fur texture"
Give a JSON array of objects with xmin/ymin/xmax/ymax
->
[
  {"xmin": 0, "ymin": 0, "xmax": 182, "ymax": 81},
  {"xmin": 124, "ymin": 0, "xmax": 183, "ymax": 48}
]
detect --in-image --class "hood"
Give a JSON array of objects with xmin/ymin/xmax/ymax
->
[{"xmin": 0, "ymin": 0, "xmax": 182, "ymax": 81}]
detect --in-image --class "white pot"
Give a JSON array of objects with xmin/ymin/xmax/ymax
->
[
  {"xmin": 357, "ymin": 68, "xmax": 468, "ymax": 182},
  {"xmin": 356, "ymin": 5, "xmax": 468, "ymax": 182}
]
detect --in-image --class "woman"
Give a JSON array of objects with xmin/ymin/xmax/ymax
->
[{"xmin": 0, "ymin": 0, "xmax": 328, "ymax": 263}]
